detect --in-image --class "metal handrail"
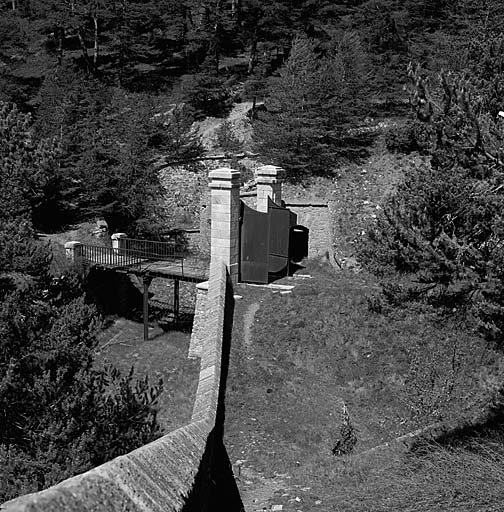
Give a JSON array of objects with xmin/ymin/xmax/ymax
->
[
  {"xmin": 121, "ymin": 238, "xmax": 185, "ymax": 261},
  {"xmin": 80, "ymin": 245, "xmax": 145, "ymax": 268},
  {"xmin": 79, "ymin": 240, "xmax": 187, "ymax": 272}
]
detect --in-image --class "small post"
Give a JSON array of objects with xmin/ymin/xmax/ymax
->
[
  {"xmin": 256, "ymin": 165, "xmax": 285, "ymax": 213},
  {"xmin": 64, "ymin": 241, "xmax": 82, "ymax": 263},
  {"xmin": 173, "ymin": 279, "xmax": 180, "ymax": 328},
  {"xmin": 142, "ymin": 275, "xmax": 152, "ymax": 341},
  {"xmin": 111, "ymin": 233, "xmax": 127, "ymax": 254}
]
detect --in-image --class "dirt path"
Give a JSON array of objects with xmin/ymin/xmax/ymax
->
[{"xmin": 243, "ymin": 302, "xmax": 260, "ymax": 347}]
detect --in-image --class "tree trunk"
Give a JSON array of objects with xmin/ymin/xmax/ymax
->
[
  {"xmin": 231, "ymin": 0, "xmax": 240, "ymax": 17},
  {"xmin": 251, "ymin": 95, "xmax": 257, "ymax": 119},
  {"xmin": 248, "ymin": 34, "xmax": 258, "ymax": 74},
  {"xmin": 213, "ymin": 0, "xmax": 222, "ymax": 75},
  {"xmin": 11, "ymin": 0, "xmax": 16, "ymax": 10},
  {"xmin": 77, "ymin": 30, "xmax": 92, "ymax": 74},
  {"xmin": 93, "ymin": 15, "xmax": 99, "ymax": 73},
  {"xmin": 57, "ymin": 27, "xmax": 64, "ymax": 65}
]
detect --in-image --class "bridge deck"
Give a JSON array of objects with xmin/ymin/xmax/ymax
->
[
  {"xmin": 80, "ymin": 244, "xmax": 209, "ymax": 283},
  {"xmin": 93, "ymin": 259, "xmax": 209, "ymax": 282}
]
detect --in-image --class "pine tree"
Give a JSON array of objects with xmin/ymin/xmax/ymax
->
[
  {"xmin": 359, "ymin": 51, "xmax": 504, "ymax": 344},
  {"xmin": 254, "ymin": 33, "xmax": 368, "ymax": 180},
  {"xmin": 35, "ymin": 70, "xmax": 170, "ymax": 233},
  {"xmin": 0, "ymin": 101, "xmax": 163, "ymax": 500}
]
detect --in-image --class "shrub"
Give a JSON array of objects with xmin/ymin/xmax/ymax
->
[
  {"xmin": 182, "ymin": 73, "xmax": 232, "ymax": 118},
  {"xmin": 215, "ymin": 120, "xmax": 242, "ymax": 154},
  {"xmin": 358, "ymin": 57, "xmax": 504, "ymax": 345},
  {"xmin": 0, "ymin": 184, "xmax": 162, "ymax": 501},
  {"xmin": 385, "ymin": 120, "xmax": 431, "ymax": 154}
]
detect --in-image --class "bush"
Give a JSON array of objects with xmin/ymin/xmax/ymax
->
[
  {"xmin": 0, "ymin": 166, "xmax": 163, "ymax": 501},
  {"xmin": 385, "ymin": 120, "xmax": 431, "ymax": 154},
  {"xmin": 215, "ymin": 120, "xmax": 242, "ymax": 154},
  {"xmin": 182, "ymin": 73, "xmax": 232, "ymax": 118},
  {"xmin": 359, "ymin": 58, "xmax": 504, "ymax": 345}
]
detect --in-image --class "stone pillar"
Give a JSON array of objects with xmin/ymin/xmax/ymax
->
[
  {"xmin": 188, "ymin": 281, "xmax": 209, "ymax": 358},
  {"xmin": 209, "ymin": 168, "xmax": 240, "ymax": 283},
  {"xmin": 256, "ymin": 165, "xmax": 285, "ymax": 213},
  {"xmin": 111, "ymin": 232, "xmax": 127, "ymax": 254},
  {"xmin": 64, "ymin": 241, "xmax": 82, "ymax": 263}
]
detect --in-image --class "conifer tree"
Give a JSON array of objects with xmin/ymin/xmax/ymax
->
[
  {"xmin": 359, "ymin": 46, "xmax": 504, "ymax": 343},
  {"xmin": 0, "ymin": 101, "xmax": 163, "ymax": 502},
  {"xmin": 254, "ymin": 33, "xmax": 368, "ymax": 180}
]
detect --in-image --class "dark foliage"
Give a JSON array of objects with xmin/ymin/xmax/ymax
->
[
  {"xmin": 0, "ymin": 103, "xmax": 162, "ymax": 503},
  {"xmin": 254, "ymin": 33, "xmax": 369, "ymax": 180},
  {"xmin": 182, "ymin": 73, "xmax": 233, "ymax": 118},
  {"xmin": 359, "ymin": 36, "xmax": 504, "ymax": 346}
]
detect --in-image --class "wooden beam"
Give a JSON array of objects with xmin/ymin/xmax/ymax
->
[
  {"xmin": 173, "ymin": 279, "xmax": 180, "ymax": 328},
  {"xmin": 142, "ymin": 276, "xmax": 152, "ymax": 341}
]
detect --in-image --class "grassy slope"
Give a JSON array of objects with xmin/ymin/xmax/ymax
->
[
  {"xmin": 226, "ymin": 263, "xmax": 504, "ymax": 511},
  {"xmin": 225, "ymin": 134, "xmax": 504, "ymax": 510},
  {"xmin": 94, "ymin": 319, "xmax": 199, "ymax": 433}
]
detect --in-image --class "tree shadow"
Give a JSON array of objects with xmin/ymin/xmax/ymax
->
[{"xmin": 410, "ymin": 398, "xmax": 504, "ymax": 453}]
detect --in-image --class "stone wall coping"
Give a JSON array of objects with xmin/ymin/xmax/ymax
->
[
  {"xmin": 285, "ymin": 202, "xmax": 328, "ymax": 208},
  {"xmin": 196, "ymin": 281, "xmax": 209, "ymax": 291}
]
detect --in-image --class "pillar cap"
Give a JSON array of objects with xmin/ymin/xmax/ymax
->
[
  {"xmin": 64, "ymin": 241, "xmax": 82, "ymax": 249},
  {"xmin": 209, "ymin": 168, "xmax": 241, "ymax": 181},
  {"xmin": 256, "ymin": 165, "xmax": 285, "ymax": 178},
  {"xmin": 196, "ymin": 281, "xmax": 209, "ymax": 291},
  {"xmin": 111, "ymin": 232, "xmax": 127, "ymax": 240},
  {"xmin": 209, "ymin": 168, "xmax": 241, "ymax": 189}
]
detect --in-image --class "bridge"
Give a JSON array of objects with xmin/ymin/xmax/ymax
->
[{"xmin": 65, "ymin": 235, "xmax": 209, "ymax": 340}]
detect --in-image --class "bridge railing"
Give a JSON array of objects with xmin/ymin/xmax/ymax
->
[
  {"xmin": 80, "ymin": 244, "xmax": 145, "ymax": 268},
  {"xmin": 121, "ymin": 237, "xmax": 181, "ymax": 260},
  {"xmin": 78, "ymin": 237, "xmax": 187, "ymax": 272}
]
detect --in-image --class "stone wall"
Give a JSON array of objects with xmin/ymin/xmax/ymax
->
[
  {"xmin": 2, "ymin": 261, "xmax": 240, "ymax": 512},
  {"xmin": 198, "ymin": 191, "xmax": 212, "ymax": 257},
  {"xmin": 188, "ymin": 282, "xmax": 209, "ymax": 359},
  {"xmin": 159, "ymin": 166, "xmax": 207, "ymax": 229}
]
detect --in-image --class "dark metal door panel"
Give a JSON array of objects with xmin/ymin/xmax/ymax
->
[
  {"xmin": 268, "ymin": 198, "xmax": 292, "ymax": 275},
  {"xmin": 240, "ymin": 201, "xmax": 269, "ymax": 283}
]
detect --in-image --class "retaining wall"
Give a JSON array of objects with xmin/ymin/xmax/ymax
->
[{"xmin": 1, "ymin": 261, "xmax": 241, "ymax": 512}]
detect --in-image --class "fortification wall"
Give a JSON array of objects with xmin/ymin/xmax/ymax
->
[
  {"xmin": 159, "ymin": 167, "xmax": 207, "ymax": 229},
  {"xmin": 188, "ymin": 282, "xmax": 209, "ymax": 359},
  {"xmin": 1, "ymin": 261, "xmax": 239, "ymax": 512}
]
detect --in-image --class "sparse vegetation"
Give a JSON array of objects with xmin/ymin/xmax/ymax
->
[{"xmin": 226, "ymin": 261, "xmax": 504, "ymax": 511}]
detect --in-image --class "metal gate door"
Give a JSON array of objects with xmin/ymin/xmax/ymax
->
[
  {"xmin": 268, "ymin": 198, "xmax": 297, "ymax": 276},
  {"xmin": 240, "ymin": 201, "xmax": 269, "ymax": 283}
]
